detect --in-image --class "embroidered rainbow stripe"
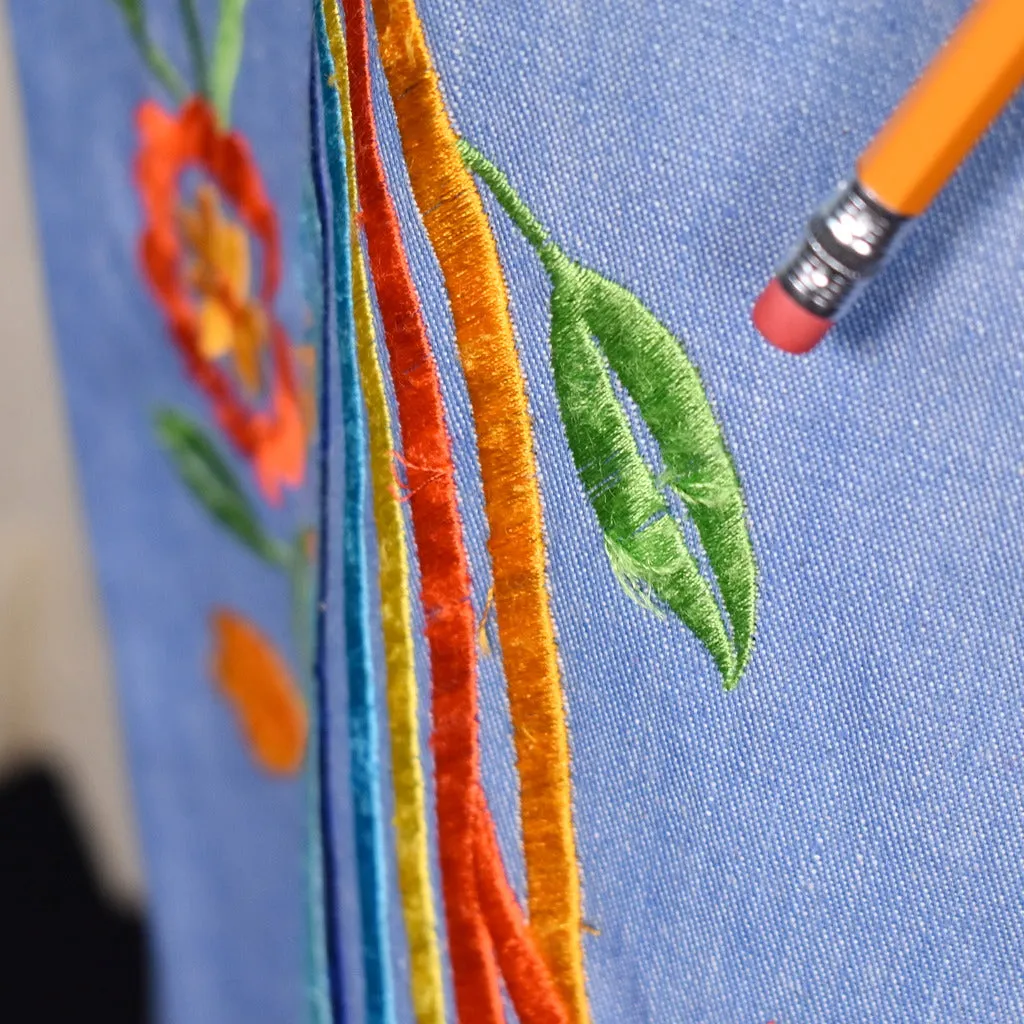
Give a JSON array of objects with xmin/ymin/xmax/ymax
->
[
  {"xmin": 308, "ymin": 66, "xmax": 343, "ymax": 1024},
  {"xmin": 314, "ymin": 5, "xmax": 393, "ymax": 1021},
  {"xmin": 325, "ymin": 15, "xmax": 447, "ymax": 1024},
  {"xmin": 334, "ymin": 0, "xmax": 502, "ymax": 1014},
  {"xmin": 333, "ymin": 0, "xmax": 576, "ymax": 1020}
]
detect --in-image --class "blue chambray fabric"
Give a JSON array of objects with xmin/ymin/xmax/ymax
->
[
  {"xmin": 372, "ymin": 1, "xmax": 1024, "ymax": 1021},
  {"xmin": 9, "ymin": 0, "xmax": 1024, "ymax": 1022}
]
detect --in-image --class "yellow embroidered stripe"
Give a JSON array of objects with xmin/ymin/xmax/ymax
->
[
  {"xmin": 368, "ymin": 2, "xmax": 588, "ymax": 1018},
  {"xmin": 325, "ymin": 11, "xmax": 447, "ymax": 1023}
]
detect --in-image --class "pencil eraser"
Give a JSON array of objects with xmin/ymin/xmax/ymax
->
[{"xmin": 752, "ymin": 278, "xmax": 833, "ymax": 355}]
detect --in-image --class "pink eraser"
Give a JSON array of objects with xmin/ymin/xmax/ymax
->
[{"xmin": 752, "ymin": 278, "xmax": 833, "ymax": 355}]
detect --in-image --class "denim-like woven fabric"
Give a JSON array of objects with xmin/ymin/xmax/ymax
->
[
  {"xmin": 9, "ymin": 0, "xmax": 1024, "ymax": 1022},
  {"xmin": 370, "ymin": 1, "xmax": 1024, "ymax": 1021}
]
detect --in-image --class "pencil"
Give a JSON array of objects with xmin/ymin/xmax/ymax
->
[{"xmin": 753, "ymin": 0, "xmax": 1024, "ymax": 354}]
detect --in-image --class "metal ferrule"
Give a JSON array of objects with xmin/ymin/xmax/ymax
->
[{"xmin": 777, "ymin": 178, "xmax": 912, "ymax": 320}]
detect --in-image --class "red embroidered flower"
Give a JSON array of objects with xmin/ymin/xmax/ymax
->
[{"xmin": 134, "ymin": 97, "xmax": 304, "ymax": 503}]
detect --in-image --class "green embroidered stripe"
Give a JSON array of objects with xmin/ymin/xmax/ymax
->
[{"xmin": 460, "ymin": 140, "xmax": 757, "ymax": 687}]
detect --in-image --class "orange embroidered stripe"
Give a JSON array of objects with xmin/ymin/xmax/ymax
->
[
  {"xmin": 366, "ymin": 1, "xmax": 588, "ymax": 1018},
  {"xmin": 326, "ymin": 16, "xmax": 446, "ymax": 1024}
]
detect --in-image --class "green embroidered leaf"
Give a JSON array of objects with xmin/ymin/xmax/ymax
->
[
  {"xmin": 154, "ymin": 408, "xmax": 287, "ymax": 566},
  {"xmin": 209, "ymin": 0, "xmax": 250, "ymax": 125},
  {"xmin": 459, "ymin": 138, "xmax": 757, "ymax": 687},
  {"xmin": 549, "ymin": 265, "xmax": 735, "ymax": 682},
  {"xmin": 580, "ymin": 270, "xmax": 757, "ymax": 684}
]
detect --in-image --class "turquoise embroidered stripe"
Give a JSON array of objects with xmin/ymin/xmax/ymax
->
[{"xmin": 314, "ymin": 6, "xmax": 393, "ymax": 1022}]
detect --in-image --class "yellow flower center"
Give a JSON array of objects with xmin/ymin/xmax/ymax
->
[{"xmin": 179, "ymin": 183, "xmax": 267, "ymax": 395}]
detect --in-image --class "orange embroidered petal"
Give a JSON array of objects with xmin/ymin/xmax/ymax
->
[
  {"xmin": 210, "ymin": 609, "xmax": 308, "ymax": 774},
  {"xmin": 198, "ymin": 297, "xmax": 236, "ymax": 359},
  {"xmin": 222, "ymin": 221, "xmax": 251, "ymax": 301},
  {"xmin": 232, "ymin": 305, "xmax": 266, "ymax": 395},
  {"xmin": 253, "ymin": 374, "xmax": 306, "ymax": 504}
]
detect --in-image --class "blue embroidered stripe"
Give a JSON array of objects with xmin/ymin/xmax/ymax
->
[
  {"xmin": 309, "ymin": 48, "xmax": 345, "ymax": 1024},
  {"xmin": 314, "ymin": 6, "xmax": 395, "ymax": 1023}
]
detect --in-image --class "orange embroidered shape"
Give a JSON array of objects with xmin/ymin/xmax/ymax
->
[{"xmin": 210, "ymin": 609, "xmax": 308, "ymax": 775}]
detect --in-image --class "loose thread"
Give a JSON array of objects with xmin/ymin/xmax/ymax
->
[
  {"xmin": 314, "ymin": 6, "xmax": 395, "ymax": 1022},
  {"xmin": 328, "ymin": 15, "xmax": 447, "ymax": 1024},
  {"xmin": 367, "ymin": 2, "xmax": 588, "ymax": 1017}
]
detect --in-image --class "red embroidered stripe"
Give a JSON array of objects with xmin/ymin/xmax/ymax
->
[{"xmin": 473, "ymin": 800, "xmax": 570, "ymax": 1024}]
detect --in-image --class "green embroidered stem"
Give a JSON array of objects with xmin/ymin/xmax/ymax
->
[
  {"xmin": 111, "ymin": 0, "xmax": 188, "ymax": 101},
  {"xmin": 288, "ymin": 534, "xmax": 314, "ymax": 672},
  {"xmin": 457, "ymin": 140, "xmax": 550, "ymax": 253},
  {"xmin": 177, "ymin": 0, "xmax": 209, "ymax": 99},
  {"xmin": 461, "ymin": 139, "xmax": 758, "ymax": 688},
  {"xmin": 210, "ymin": 0, "xmax": 250, "ymax": 125}
]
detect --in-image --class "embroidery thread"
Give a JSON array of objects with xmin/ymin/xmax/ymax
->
[
  {"xmin": 297, "ymin": 154, "xmax": 335, "ymax": 1024},
  {"xmin": 314, "ymin": 4, "xmax": 394, "ymax": 1020},
  {"xmin": 308, "ymin": 62, "xmax": 346, "ymax": 1024},
  {"xmin": 331, "ymin": 0, "xmax": 506, "ymax": 1016}
]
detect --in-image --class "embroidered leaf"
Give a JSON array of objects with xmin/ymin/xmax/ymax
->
[
  {"xmin": 210, "ymin": 0, "xmax": 250, "ymax": 125},
  {"xmin": 459, "ymin": 139, "xmax": 757, "ymax": 688},
  {"xmin": 579, "ymin": 269, "xmax": 757, "ymax": 683},
  {"xmin": 209, "ymin": 608, "xmax": 308, "ymax": 774},
  {"xmin": 549, "ymin": 267, "xmax": 735, "ymax": 682},
  {"xmin": 154, "ymin": 407, "xmax": 288, "ymax": 566}
]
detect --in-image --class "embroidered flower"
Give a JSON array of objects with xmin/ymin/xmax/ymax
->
[{"xmin": 134, "ymin": 97, "xmax": 304, "ymax": 502}]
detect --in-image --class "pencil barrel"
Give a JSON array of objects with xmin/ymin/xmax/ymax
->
[{"xmin": 858, "ymin": 0, "xmax": 1024, "ymax": 216}]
